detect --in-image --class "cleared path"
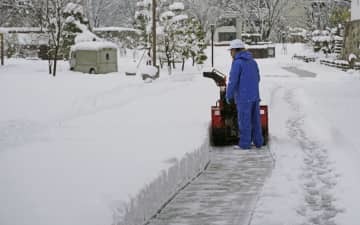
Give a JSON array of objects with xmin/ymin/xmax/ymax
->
[{"xmin": 148, "ymin": 148, "xmax": 274, "ymax": 225}]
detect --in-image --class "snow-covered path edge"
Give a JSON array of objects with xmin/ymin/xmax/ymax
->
[{"xmin": 113, "ymin": 139, "xmax": 211, "ymax": 225}]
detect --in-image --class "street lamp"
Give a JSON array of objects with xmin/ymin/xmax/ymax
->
[{"xmin": 210, "ymin": 24, "xmax": 215, "ymax": 67}]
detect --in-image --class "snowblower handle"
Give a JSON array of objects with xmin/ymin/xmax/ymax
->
[{"xmin": 203, "ymin": 69, "xmax": 227, "ymax": 87}]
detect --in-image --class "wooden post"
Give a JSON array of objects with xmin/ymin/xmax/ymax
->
[{"xmin": 0, "ymin": 33, "xmax": 4, "ymax": 66}]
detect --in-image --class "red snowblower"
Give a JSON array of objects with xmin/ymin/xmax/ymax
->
[{"xmin": 203, "ymin": 69, "xmax": 269, "ymax": 146}]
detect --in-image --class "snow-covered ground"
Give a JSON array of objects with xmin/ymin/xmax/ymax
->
[{"xmin": 1, "ymin": 44, "xmax": 360, "ymax": 225}]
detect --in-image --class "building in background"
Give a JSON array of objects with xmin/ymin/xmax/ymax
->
[
  {"xmin": 351, "ymin": 0, "xmax": 360, "ymax": 21},
  {"xmin": 343, "ymin": 0, "xmax": 360, "ymax": 63}
]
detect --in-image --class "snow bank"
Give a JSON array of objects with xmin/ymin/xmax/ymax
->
[{"xmin": 115, "ymin": 141, "xmax": 210, "ymax": 225}]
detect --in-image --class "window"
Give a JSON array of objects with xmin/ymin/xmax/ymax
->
[
  {"xmin": 106, "ymin": 53, "xmax": 110, "ymax": 60},
  {"xmin": 218, "ymin": 32, "xmax": 237, "ymax": 42},
  {"xmin": 218, "ymin": 18, "xmax": 236, "ymax": 27}
]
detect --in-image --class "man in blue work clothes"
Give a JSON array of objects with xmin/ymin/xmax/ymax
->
[{"xmin": 226, "ymin": 39, "xmax": 264, "ymax": 149}]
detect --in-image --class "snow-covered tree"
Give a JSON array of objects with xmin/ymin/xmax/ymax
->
[
  {"xmin": 0, "ymin": 0, "xmax": 35, "ymax": 26},
  {"xmin": 186, "ymin": 18, "xmax": 207, "ymax": 66},
  {"xmin": 37, "ymin": 0, "xmax": 96, "ymax": 76},
  {"xmin": 158, "ymin": 2, "xmax": 188, "ymax": 72},
  {"xmin": 158, "ymin": 2, "xmax": 206, "ymax": 72},
  {"xmin": 62, "ymin": 1, "xmax": 90, "ymax": 59},
  {"xmin": 83, "ymin": 0, "xmax": 136, "ymax": 28},
  {"xmin": 134, "ymin": 0, "xmax": 152, "ymax": 49}
]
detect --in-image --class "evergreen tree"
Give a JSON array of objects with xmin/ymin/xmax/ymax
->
[
  {"xmin": 62, "ymin": 2, "xmax": 90, "ymax": 59},
  {"xmin": 187, "ymin": 18, "xmax": 207, "ymax": 66}
]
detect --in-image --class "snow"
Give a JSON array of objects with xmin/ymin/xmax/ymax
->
[
  {"xmin": 246, "ymin": 44, "xmax": 275, "ymax": 49},
  {"xmin": 0, "ymin": 27, "xmax": 42, "ymax": 33},
  {"xmin": 64, "ymin": 2, "xmax": 84, "ymax": 15},
  {"xmin": 73, "ymin": 21, "xmax": 100, "ymax": 43},
  {"xmin": 71, "ymin": 41, "xmax": 118, "ymax": 51},
  {"xmin": 171, "ymin": 14, "xmax": 188, "ymax": 23},
  {"xmin": 0, "ymin": 51, "xmax": 216, "ymax": 225},
  {"xmin": 160, "ymin": 11, "xmax": 175, "ymax": 20},
  {"xmin": 349, "ymin": 53, "xmax": 357, "ymax": 61},
  {"xmin": 312, "ymin": 35, "xmax": 331, "ymax": 42},
  {"xmin": 139, "ymin": 65, "xmax": 158, "ymax": 76},
  {"xmin": 1, "ymin": 44, "xmax": 360, "ymax": 225},
  {"xmin": 93, "ymin": 27, "xmax": 140, "ymax": 33},
  {"xmin": 289, "ymin": 27, "xmax": 307, "ymax": 37},
  {"xmin": 169, "ymin": 2, "xmax": 184, "ymax": 11}
]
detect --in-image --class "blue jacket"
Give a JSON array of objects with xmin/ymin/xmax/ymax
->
[{"xmin": 226, "ymin": 50, "xmax": 261, "ymax": 103}]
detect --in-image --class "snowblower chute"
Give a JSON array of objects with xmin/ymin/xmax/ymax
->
[{"xmin": 203, "ymin": 68, "xmax": 269, "ymax": 146}]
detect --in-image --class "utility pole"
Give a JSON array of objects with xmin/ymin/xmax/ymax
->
[
  {"xmin": 0, "ymin": 33, "xmax": 4, "ymax": 66},
  {"xmin": 210, "ymin": 24, "xmax": 215, "ymax": 67},
  {"xmin": 152, "ymin": 0, "xmax": 157, "ymax": 67}
]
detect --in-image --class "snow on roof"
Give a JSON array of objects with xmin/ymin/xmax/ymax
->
[
  {"xmin": 216, "ymin": 26, "xmax": 236, "ymax": 33},
  {"xmin": 0, "ymin": 27, "xmax": 42, "ymax": 33},
  {"xmin": 94, "ymin": 27, "xmax": 140, "ymax": 33},
  {"xmin": 71, "ymin": 41, "xmax": 118, "ymax": 51},
  {"xmin": 171, "ymin": 14, "xmax": 188, "ymax": 23},
  {"xmin": 169, "ymin": 2, "xmax": 184, "ymax": 11},
  {"xmin": 64, "ymin": 2, "xmax": 84, "ymax": 15},
  {"xmin": 241, "ymin": 33, "xmax": 261, "ymax": 37},
  {"xmin": 246, "ymin": 44, "xmax": 275, "ymax": 49}
]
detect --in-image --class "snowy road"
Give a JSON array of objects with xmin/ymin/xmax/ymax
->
[{"xmin": 147, "ymin": 147, "xmax": 273, "ymax": 225}]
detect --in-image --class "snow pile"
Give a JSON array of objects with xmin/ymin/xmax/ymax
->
[
  {"xmin": 169, "ymin": 2, "xmax": 184, "ymax": 11},
  {"xmin": 116, "ymin": 142, "xmax": 210, "ymax": 225}
]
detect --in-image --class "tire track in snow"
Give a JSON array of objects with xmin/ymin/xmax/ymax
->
[{"xmin": 283, "ymin": 88, "xmax": 343, "ymax": 225}]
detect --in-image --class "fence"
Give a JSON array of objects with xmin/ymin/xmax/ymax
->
[{"xmin": 319, "ymin": 59, "xmax": 351, "ymax": 71}]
